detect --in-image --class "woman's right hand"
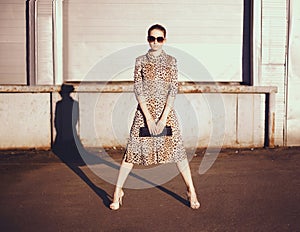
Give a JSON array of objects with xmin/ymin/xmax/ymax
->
[{"xmin": 146, "ymin": 118, "xmax": 157, "ymax": 135}]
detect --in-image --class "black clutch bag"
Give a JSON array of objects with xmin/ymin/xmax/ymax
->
[{"xmin": 139, "ymin": 126, "xmax": 172, "ymax": 137}]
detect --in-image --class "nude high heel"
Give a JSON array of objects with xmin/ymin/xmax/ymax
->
[
  {"xmin": 110, "ymin": 190, "xmax": 124, "ymax": 210},
  {"xmin": 187, "ymin": 191, "xmax": 200, "ymax": 209}
]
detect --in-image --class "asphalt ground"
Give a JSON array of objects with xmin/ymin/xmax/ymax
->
[{"xmin": 0, "ymin": 147, "xmax": 299, "ymax": 232}]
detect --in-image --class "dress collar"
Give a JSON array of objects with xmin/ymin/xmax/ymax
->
[{"xmin": 146, "ymin": 50, "xmax": 167, "ymax": 63}]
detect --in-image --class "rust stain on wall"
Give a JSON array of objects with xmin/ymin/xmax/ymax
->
[{"xmin": 270, "ymin": 112, "xmax": 275, "ymax": 147}]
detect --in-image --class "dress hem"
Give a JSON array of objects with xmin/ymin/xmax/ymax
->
[{"xmin": 123, "ymin": 155, "xmax": 186, "ymax": 166}]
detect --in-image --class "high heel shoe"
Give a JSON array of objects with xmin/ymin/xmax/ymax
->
[
  {"xmin": 110, "ymin": 190, "xmax": 124, "ymax": 210},
  {"xmin": 187, "ymin": 191, "xmax": 200, "ymax": 209}
]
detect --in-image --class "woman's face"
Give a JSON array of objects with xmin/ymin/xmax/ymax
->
[{"xmin": 148, "ymin": 29, "xmax": 166, "ymax": 52}]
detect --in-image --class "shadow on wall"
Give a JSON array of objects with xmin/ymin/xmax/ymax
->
[{"xmin": 52, "ymin": 84, "xmax": 83, "ymax": 164}]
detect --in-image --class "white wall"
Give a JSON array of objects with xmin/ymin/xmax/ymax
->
[
  {"xmin": 287, "ymin": 0, "xmax": 300, "ymax": 146},
  {"xmin": 76, "ymin": 92, "xmax": 264, "ymax": 149},
  {"xmin": 0, "ymin": 89, "xmax": 266, "ymax": 149},
  {"xmin": 0, "ymin": 93, "xmax": 51, "ymax": 148}
]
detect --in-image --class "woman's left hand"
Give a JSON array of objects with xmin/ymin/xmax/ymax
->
[{"xmin": 156, "ymin": 119, "xmax": 166, "ymax": 134}]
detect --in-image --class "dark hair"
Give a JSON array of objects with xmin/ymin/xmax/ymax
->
[{"xmin": 148, "ymin": 24, "xmax": 166, "ymax": 38}]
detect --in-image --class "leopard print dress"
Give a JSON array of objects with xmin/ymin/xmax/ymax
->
[{"xmin": 124, "ymin": 50, "xmax": 187, "ymax": 165}]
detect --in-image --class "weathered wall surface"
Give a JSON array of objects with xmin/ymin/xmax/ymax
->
[
  {"xmin": 76, "ymin": 92, "xmax": 265, "ymax": 149},
  {"xmin": 0, "ymin": 93, "xmax": 51, "ymax": 148},
  {"xmin": 0, "ymin": 87, "xmax": 267, "ymax": 149}
]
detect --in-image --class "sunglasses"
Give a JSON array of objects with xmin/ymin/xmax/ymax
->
[{"xmin": 147, "ymin": 36, "xmax": 165, "ymax": 43}]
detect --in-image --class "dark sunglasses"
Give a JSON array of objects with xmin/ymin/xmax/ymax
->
[{"xmin": 147, "ymin": 36, "xmax": 165, "ymax": 43}]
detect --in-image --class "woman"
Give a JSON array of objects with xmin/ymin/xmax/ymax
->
[{"xmin": 110, "ymin": 24, "xmax": 200, "ymax": 210}]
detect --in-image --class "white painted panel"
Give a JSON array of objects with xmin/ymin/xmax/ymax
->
[
  {"xmin": 36, "ymin": 0, "xmax": 54, "ymax": 85},
  {"xmin": 76, "ymin": 92, "xmax": 242, "ymax": 148},
  {"xmin": 253, "ymin": 0, "xmax": 262, "ymax": 85},
  {"xmin": 0, "ymin": 93, "xmax": 51, "ymax": 148},
  {"xmin": 262, "ymin": 0, "xmax": 287, "ymax": 64},
  {"xmin": 0, "ymin": 1, "xmax": 26, "ymax": 84},
  {"xmin": 237, "ymin": 94, "xmax": 264, "ymax": 147},
  {"xmin": 253, "ymin": 94, "xmax": 265, "ymax": 146},
  {"xmin": 287, "ymin": 0, "xmax": 300, "ymax": 146},
  {"xmin": 78, "ymin": 92, "xmax": 136, "ymax": 147},
  {"xmin": 287, "ymin": 83, "xmax": 300, "ymax": 145},
  {"xmin": 214, "ymin": 94, "xmax": 237, "ymax": 148},
  {"xmin": 63, "ymin": 0, "xmax": 243, "ymax": 82},
  {"xmin": 237, "ymin": 94, "xmax": 254, "ymax": 145}
]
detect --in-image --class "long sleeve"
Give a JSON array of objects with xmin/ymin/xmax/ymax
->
[
  {"xmin": 168, "ymin": 57, "xmax": 178, "ymax": 99},
  {"xmin": 133, "ymin": 58, "xmax": 146, "ymax": 103},
  {"xmin": 133, "ymin": 57, "xmax": 153, "ymax": 122},
  {"xmin": 159, "ymin": 57, "xmax": 178, "ymax": 123}
]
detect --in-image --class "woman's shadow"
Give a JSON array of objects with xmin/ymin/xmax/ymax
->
[
  {"xmin": 52, "ymin": 84, "xmax": 189, "ymax": 208},
  {"xmin": 52, "ymin": 84, "xmax": 112, "ymax": 207}
]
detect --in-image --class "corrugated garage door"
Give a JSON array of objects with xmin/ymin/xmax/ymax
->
[
  {"xmin": 0, "ymin": 0, "xmax": 26, "ymax": 84},
  {"xmin": 63, "ymin": 0, "xmax": 244, "ymax": 82}
]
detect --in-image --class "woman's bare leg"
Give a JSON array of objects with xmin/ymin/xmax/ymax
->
[
  {"xmin": 110, "ymin": 159, "xmax": 133, "ymax": 209},
  {"xmin": 176, "ymin": 158, "xmax": 200, "ymax": 209}
]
